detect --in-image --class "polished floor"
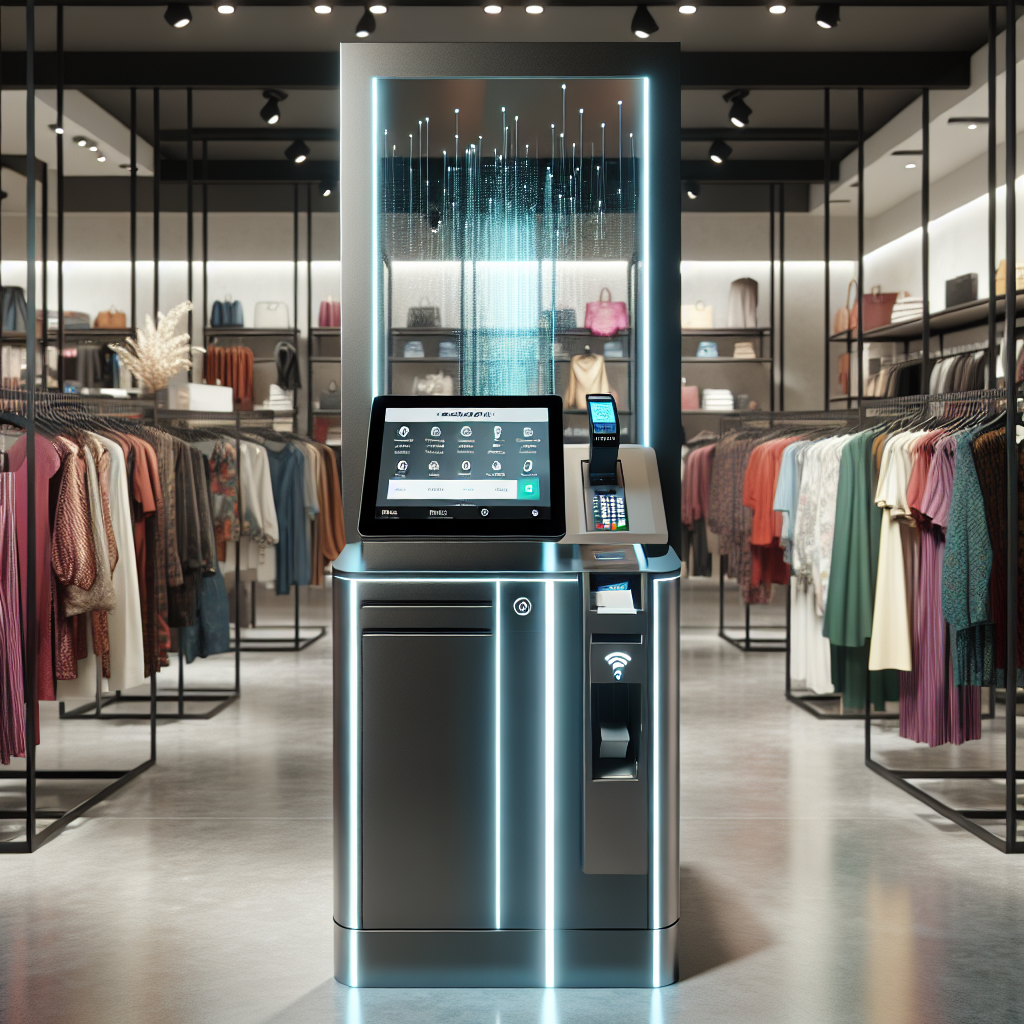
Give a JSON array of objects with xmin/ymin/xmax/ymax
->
[{"xmin": 2, "ymin": 581, "xmax": 1023, "ymax": 1024}]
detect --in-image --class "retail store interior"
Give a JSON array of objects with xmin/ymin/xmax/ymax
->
[{"xmin": 2, "ymin": 2, "xmax": 1024, "ymax": 1022}]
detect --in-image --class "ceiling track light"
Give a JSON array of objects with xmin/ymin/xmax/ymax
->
[
  {"xmin": 724, "ymin": 88, "xmax": 751, "ymax": 128},
  {"xmin": 679, "ymin": 4, "xmax": 697, "ymax": 12},
  {"xmin": 483, "ymin": 3, "xmax": 502, "ymax": 11},
  {"xmin": 319, "ymin": 180, "xmax": 336, "ymax": 198},
  {"xmin": 285, "ymin": 139, "xmax": 311, "ymax": 164},
  {"xmin": 949, "ymin": 116, "xmax": 988, "ymax": 129},
  {"xmin": 768, "ymin": 4, "xmax": 786, "ymax": 13},
  {"xmin": 164, "ymin": 3, "xmax": 192, "ymax": 28},
  {"xmin": 96, "ymin": 154, "xmax": 106, "ymax": 163},
  {"xmin": 685, "ymin": 181, "xmax": 700, "ymax": 199},
  {"xmin": 631, "ymin": 4, "xmax": 659, "ymax": 37},
  {"xmin": 709, "ymin": 139, "xmax": 732, "ymax": 164},
  {"xmin": 260, "ymin": 89, "xmax": 288, "ymax": 125},
  {"xmin": 815, "ymin": 4, "xmax": 839, "ymax": 29},
  {"xmin": 355, "ymin": 6, "xmax": 376, "ymax": 35},
  {"xmin": 49, "ymin": 123, "xmax": 64, "ymax": 135}
]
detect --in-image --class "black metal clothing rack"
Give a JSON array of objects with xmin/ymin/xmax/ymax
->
[{"xmin": 862, "ymin": 383, "xmax": 1020, "ymax": 851}]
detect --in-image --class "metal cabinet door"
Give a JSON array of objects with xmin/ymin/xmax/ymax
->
[{"xmin": 361, "ymin": 632, "xmax": 496, "ymax": 930}]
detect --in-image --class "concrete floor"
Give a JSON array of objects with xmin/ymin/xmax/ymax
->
[{"xmin": 2, "ymin": 582, "xmax": 1024, "ymax": 1024}]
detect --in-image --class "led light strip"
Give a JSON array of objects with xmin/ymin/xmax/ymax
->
[
  {"xmin": 545, "ymin": 579, "xmax": 556, "ymax": 988},
  {"xmin": 348, "ymin": 579, "xmax": 360, "ymax": 987},
  {"xmin": 641, "ymin": 76, "xmax": 651, "ymax": 448},
  {"xmin": 495, "ymin": 581, "xmax": 502, "ymax": 931},
  {"xmin": 370, "ymin": 76, "xmax": 380, "ymax": 399}
]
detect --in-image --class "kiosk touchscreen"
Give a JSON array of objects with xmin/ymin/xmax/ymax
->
[{"xmin": 357, "ymin": 394, "xmax": 565, "ymax": 539}]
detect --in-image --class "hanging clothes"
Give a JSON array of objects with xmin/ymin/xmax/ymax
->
[{"xmin": 0, "ymin": 471, "xmax": 26, "ymax": 764}]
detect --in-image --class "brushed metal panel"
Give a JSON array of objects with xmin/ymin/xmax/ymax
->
[
  {"xmin": 362, "ymin": 632, "xmax": 495, "ymax": 929},
  {"xmin": 361, "ymin": 603, "xmax": 492, "ymax": 631}
]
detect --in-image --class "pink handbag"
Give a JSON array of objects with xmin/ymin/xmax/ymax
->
[
  {"xmin": 319, "ymin": 298, "xmax": 341, "ymax": 327},
  {"xmin": 585, "ymin": 288, "xmax": 628, "ymax": 337},
  {"xmin": 681, "ymin": 383, "xmax": 699, "ymax": 411}
]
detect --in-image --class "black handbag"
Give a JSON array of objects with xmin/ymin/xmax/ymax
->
[
  {"xmin": 407, "ymin": 299, "xmax": 440, "ymax": 328},
  {"xmin": 1, "ymin": 286, "xmax": 28, "ymax": 332},
  {"xmin": 945, "ymin": 273, "xmax": 978, "ymax": 308},
  {"xmin": 275, "ymin": 341, "xmax": 301, "ymax": 391}
]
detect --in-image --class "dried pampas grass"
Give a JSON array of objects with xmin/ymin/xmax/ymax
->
[{"xmin": 109, "ymin": 300, "xmax": 196, "ymax": 394}]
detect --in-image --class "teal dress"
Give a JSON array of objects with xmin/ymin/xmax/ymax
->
[{"xmin": 822, "ymin": 431, "xmax": 900, "ymax": 711}]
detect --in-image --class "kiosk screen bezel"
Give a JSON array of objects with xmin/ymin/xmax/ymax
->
[{"xmin": 358, "ymin": 394, "xmax": 566, "ymax": 539}]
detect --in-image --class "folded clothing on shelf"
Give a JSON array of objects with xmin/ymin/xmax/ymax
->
[
  {"xmin": 890, "ymin": 294, "xmax": 924, "ymax": 323},
  {"xmin": 701, "ymin": 388, "xmax": 734, "ymax": 411}
]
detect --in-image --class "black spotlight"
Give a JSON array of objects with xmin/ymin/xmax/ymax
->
[
  {"xmin": 815, "ymin": 4, "xmax": 839, "ymax": 28},
  {"xmin": 164, "ymin": 3, "xmax": 192, "ymax": 28},
  {"xmin": 355, "ymin": 6, "xmax": 376, "ymax": 36},
  {"xmin": 685, "ymin": 181, "xmax": 700, "ymax": 200},
  {"xmin": 709, "ymin": 139, "xmax": 732, "ymax": 165},
  {"xmin": 319, "ymin": 180, "xmax": 335, "ymax": 198},
  {"xmin": 285, "ymin": 139, "xmax": 311, "ymax": 164},
  {"xmin": 631, "ymin": 4, "xmax": 659, "ymax": 37},
  {"xmin": 260, "ymin": 90, "xmax": 288, "ymax": 126},
  {"xmin": 724, "ymin": 89, "xmax": 752, "ymax": 128}
]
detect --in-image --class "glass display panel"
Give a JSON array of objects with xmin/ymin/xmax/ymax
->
[{"xmin": 373, "ymin": 76, "xmax": 646, "ymax": 441}]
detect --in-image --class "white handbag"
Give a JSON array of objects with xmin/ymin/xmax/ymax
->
[
  {"xmin": 253, "ymin": 301, "xmax": 290, "ymax": 329},
  {"xmin": 681, "ymin": 301, "xmax": 714, "ymax": 329}
]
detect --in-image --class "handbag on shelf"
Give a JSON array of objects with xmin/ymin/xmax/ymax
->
[
  {"xmin": 585, "ymin": 288, "xmax": 629, "ymax": 337},
  {"xmin": 995, "ymin": 260, "xmax": 1024, "ymax": 297},
  {"xmin": 320, "ymin": 381, "xmax": 341, "ymax": 411},
  {"xmin": 94, "ymin": 306, "xmax": 127, "ymax": 329},
  {"xmin": 254, "ymin": 301, "xmax": 290, "ymax": 329},
  {"xmin": 412, "ymin": 372, "xmax": 454, "ymax": 396},
  {"xmin": 438, "ymin": 340, "xmax": 459, "ymax": 358},
  {"xmin": 540, "ymin": 308, "xmax": 577, "ymax": 333},
  {"xmin": 732, "ymin": 341, "xmax": 757, "ymax": 359},
  {"xmin": 681, "ymin": 301, "xmax": 714, "ymax": 330},
  {"xmin": 833, "ymin": 280, "xmax": 856, "ymax": 335},
  {"xmin": 695, "ymin": 340, "xmax": 719, "ymax": 358},
  {"xmin": 403, "ymin": 340, "xmax": 425, "ymax": 358},
  {"xmin": 318, "ymin": 297, "xmax": 341, "ymax": 328},
  {"xmin": 211, "ymin": 296, "xmax": 244, "ymax": 328},
  {"xmin": 681, "ymin": 382, "xmax": 700, "ymax": 411},
  {"xmin": 603, "ymin": 340, "xmax": 624, "ymax": 358},
  {"xmin": 851, "ymin": 286, "xmax": 898, "ymax": 333},
  {"xmin": 945, "ymin": 273, "xmax": 978, "ymax": 308},
  {"xmin": 275, "ymin": 341, "xmax": 301, "ymax": 391},
  {"xmin": 407, "ymin": 299, "xmax": 440, "ymax": 328}
]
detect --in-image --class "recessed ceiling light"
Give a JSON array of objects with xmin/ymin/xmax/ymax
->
[
  {"xmin": 968, "ymin": 123, "xmax": 978, "ymax": 129},
  {"xmin": 768, "ymin": 4, "xmax": 786, "ymax": 13},
  {"xmin": 368, "ymin": 3, "xmax": 387, "ymax": 11},
  {"xmin": 709, "ymin": 139, "xmax": 732, "ymax": 164},
  {"xmin": 815, "ymin": 4, "xmax": 839, "ymax": 29},
  {"xmin": 525, "ymin": 4, "xmax": 544, "ymax": 13},
  {"xmin": 484, "ymin": 3, "xmax": 502, "ymax": 11},
  {"xmin": 96, "ymin": 154, "xmax": 106, "ymax": 163},
  {"xmin": 905, "ymin": 162, "xmax": 917, "ymax": 169},
  {"xmin": 679, "ymin": 4, "xmax": 697, "ymax": 12},
  {"xmin": 74, "ymin": 136, "xmax": 88, "ymax": 148},
  {"xmin": 355, "ymin": 6, "xmax": 375, "ymax": 34},
  {"xmin": 313, "ymin": 3, "xmax": 332, "ymax": 12},
  {"xmin": 631, "ymin": 4, "xmax": 659, "ymax": 37},
  {"xmin": 49, "ymin": 123, "xmax": 64, "ymax": 135},
  {"xmin": 164, "ymin": 3, "xmax": 192, "ymax": 28},
  {"xmin": 88, "ymin": 145, "xmax": 98, "ymax": 152},
  {"xmin": 285, "ymin": 139, "xmax": 311, "ymax": 164},
  {"xmin": 217, "ymin": 4, "xmax": 234, "ymax": 12}
]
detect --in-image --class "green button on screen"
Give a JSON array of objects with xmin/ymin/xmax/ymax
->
[{"xmin": 518, "ymin": 479, "xmax": 539, "ymax": 500}]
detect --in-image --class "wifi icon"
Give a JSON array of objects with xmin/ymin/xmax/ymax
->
[{"xmin": 604, "ymin": 651, "xmax": 632, "ymax": 680}]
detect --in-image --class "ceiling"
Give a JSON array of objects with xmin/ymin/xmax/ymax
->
[{"xmin": 0, "ymin": 4, "xmax": 1009, "ymax": 213}]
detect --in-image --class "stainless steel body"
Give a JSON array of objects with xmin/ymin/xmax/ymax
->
[{"xmin": 333, "ymin": 542, "xmax": 679, "ymax": 988}]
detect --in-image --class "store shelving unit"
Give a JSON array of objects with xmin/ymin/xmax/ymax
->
[
  {"xmin": 307, "ymin": 326, "xmax": 340, "ymax": 441},
  {"xmin": 680, "ymin": 325, "xmax": 773, "ymax": 423}
]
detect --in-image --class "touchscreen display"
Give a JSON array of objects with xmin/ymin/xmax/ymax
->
[
  {"xmin": 589, "ymin": 399, "xmax": 618, "ymax": 435},
  {"xmin": 375, "ymin": 406, "xmax": 552, "ymax": 521}
]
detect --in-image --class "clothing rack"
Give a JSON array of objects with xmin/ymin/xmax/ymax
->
[
  {"xmin": 859, "ymin": 386, "xmax": 1020, "ymax": 851},
  {"xmin": 0, "ymin": 389, "xmax": 156, "ymax": 853},
  {"xmin": 54, "ymin": 404, "xmax": 261, "ymax": 721},
  {"xmin": 712, "ymin": 410, "xmax": 860, "ymax": 656}
]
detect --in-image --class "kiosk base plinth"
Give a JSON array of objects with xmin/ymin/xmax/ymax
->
[{"xmin": 333, "ymin": 920, "xmax": 679, "ymax": 988}]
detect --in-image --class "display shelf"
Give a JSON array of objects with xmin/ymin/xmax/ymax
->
[
  {"xmin": 554, "ymin": 355, "xmax": 631, "ymax": 363},
  {"xmin": 553, "ymin": 328, "xmax": 629, "ymax": 337},
  {"xmin": 681, "ymin": 357, "xmax": 772, "ymax": 364},
  {"xmin": 388, "ymin": 356, "xmax": 461, "ymax": 363},
  {"xmin": 204, "ymin": 327, "xmax": 299, "ymax": 337},
  {"xmin": 681, "ymin": 409, "xmax": 739, "ymax": 415},
  {"xmin": 827, "ymin": 292, "xmax": 1024, "ymax": 344},
  {"xmin": 310, "ymin": 356, "xmax": 340, "ymax": 364},
  {"xmin": 312, "ymin": 409, "xmax": 341, "ymax": 416},
  {"xmin": 391, "ymin": 327, "xmax": 459, "ymax": 335},
  {"xmin": 681, "ymin": 327, "xmax": 769, "ymax": 337}
]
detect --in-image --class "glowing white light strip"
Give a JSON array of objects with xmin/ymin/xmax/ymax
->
[
  {"xmin": 495, "ymin": 581, "xmax": 502, "ymax": 931},
  {"xmin": 545, "ymin": 579, "xmax": 555, "ymax": 988},
  {"xmin": 334, "ymin": 576, "xmax": 576, "ymax": 585},
  {"xmin": 348, "ymin": 579, "xmax": 360, "ymax": 987},
  {"xmin": 370, "ymin": 76, "xmax": 380, "ymax": 399},
  {"xmin": 641, "ymin": 76, "xmax": 651, "ymax": 448}
]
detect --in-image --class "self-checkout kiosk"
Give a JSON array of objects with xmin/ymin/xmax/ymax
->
[
  {"xmin": 333, "ymin": 393, "xmax": 679, "ymax": 988},
  {"xmin": 333, "ymin": 41, "xmax": 682, "ymax": 989}
]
